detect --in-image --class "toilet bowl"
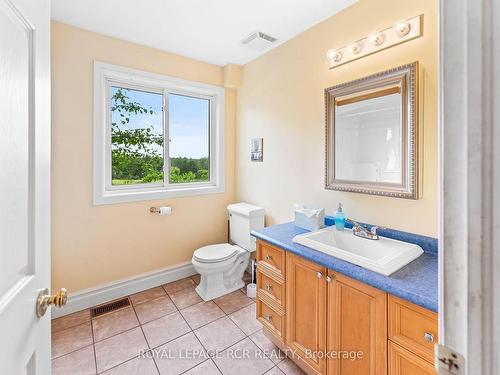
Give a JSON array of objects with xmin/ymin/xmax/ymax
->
[
  {"xmin": 191, "ymin": 203, "xmax": 265, "ymax": 301},
  {"xmin": 192, "ymin": 243, "xmax": 250, "ymax": 300}
]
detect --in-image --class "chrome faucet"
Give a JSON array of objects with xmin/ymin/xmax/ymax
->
[{"xmin": 346, "ymin": 219, "xmax": 386, "ymax": 240}]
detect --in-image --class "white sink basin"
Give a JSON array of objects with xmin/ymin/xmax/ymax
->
[{"xmin": 292, "ymin": 227, "xmax": 423, "ymax": 276}]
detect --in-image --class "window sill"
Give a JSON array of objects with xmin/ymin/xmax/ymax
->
[{"xmin": 94, "ymin": 184, "xmax": 225, "ymax": 205}]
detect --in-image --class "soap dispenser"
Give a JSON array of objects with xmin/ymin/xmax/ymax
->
[{"xmin": 334, "ymin": 203, "xmax": 346, "ymax": 230}]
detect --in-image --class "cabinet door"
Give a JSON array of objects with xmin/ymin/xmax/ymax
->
[
  {"xmin": 286, "ymin": 253, "xmax": 327, "ymax": 375},
  {"xmin": 327, "ymin": 272, "xmax": 387, "ymax": 375},
  {"xmin": 388, "ymin": 341, "xmax": 436, "ymax": 375}
]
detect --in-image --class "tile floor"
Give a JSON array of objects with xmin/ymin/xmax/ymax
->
[{"xmin": 51, "ymin": 273, "xmax": 306, "ymax": 375}]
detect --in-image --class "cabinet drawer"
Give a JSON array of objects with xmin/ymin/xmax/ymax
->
[
  {"xmin": 257, "ymin": 241, "xmax": 285, "ymax": 280},
  {"xmin": 257, "ymin": 271, "xmax": 285, "ymax": 307},
  {"xmin": 257, "ymin": 297, "xmax": 285, "ymax": 340},
  {"xmin": 389, "ymin": 341, "xmax": 436, "ymax": 374},
  {"xmin": 389, "ymin": 295, "xmax": 438, "ymax": 363}
]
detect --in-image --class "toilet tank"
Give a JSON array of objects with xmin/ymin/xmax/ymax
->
[{"xmin": 228, "ymin": 203, "xmax": 265, "ymax": 251}]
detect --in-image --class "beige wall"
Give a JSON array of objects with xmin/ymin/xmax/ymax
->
[
  {"xmin": 236, "ymin": 0, "xmax": 438, "ymax": 236},
  {"xmin": 51, "ymin": 22, "xmax": 236, "ymax": 292}
]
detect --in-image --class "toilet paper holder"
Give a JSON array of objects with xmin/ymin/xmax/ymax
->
[{"xmin": 150, "ymin": 206, "xmax": 172, "ymax": 215}]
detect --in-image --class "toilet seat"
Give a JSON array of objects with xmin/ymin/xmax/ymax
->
[{"xmin": 193, "ymin": 243, "xmax": 241, "ymax": 263}]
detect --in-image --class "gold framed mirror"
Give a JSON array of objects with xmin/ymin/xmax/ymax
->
[{"xmin": 325, "ymin": 62, "xmax": 418, "ymax": 199}]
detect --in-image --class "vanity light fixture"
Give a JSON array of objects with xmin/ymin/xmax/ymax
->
[{"xmin": 327, "ymin": 14, "xmax": 422, "ymax": 68}]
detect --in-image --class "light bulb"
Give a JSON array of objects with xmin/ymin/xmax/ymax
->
[
  {"xmin": 369, "ymin": 33, "xmax": 384, "ymax": 46},
  {"xmin": 348, "ymin": 43, "xmax": 361, "ymax": 54},
  {"xmin": 396, "ymin": 22, "xmax": 411, "ymax": 37},
  {"xmin": 327, "ymin": 50, "xmax": 343, "ymax": 63}
]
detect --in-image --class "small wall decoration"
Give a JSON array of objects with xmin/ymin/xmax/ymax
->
[{"xmin": 251, "ymin": 138, "xmax": 263, "ymax": 162}]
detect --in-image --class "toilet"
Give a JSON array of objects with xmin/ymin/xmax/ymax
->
[{"xmin": 192, "ymin": 203, "xmax": 265, "ymax": 301}]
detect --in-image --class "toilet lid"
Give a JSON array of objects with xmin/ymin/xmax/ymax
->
[{"xmin": 193, "ymin": 243, "xmax": 239, "ymax": 263}]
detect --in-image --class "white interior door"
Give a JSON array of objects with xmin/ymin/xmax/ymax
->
[
  {"xmin": 440, "ymin": 0, "xmax": 499, "ymax": 373},
  {"xmin": 0, "ymin": 0, "xmax": 51, "ymax": 374}
]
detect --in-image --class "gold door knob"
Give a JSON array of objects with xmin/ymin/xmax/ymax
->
[{"xmin": 36, "ymin": 288, "xmax": 68, "ymax": 318}]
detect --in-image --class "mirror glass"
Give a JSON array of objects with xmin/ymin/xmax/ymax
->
[
  {"xmin": 325, "ymin": 62, "xmax": 418, "ymax": 199},
  {"xmin": 334, "ymin": 87, "xmax": 402, "ymax": 183}
]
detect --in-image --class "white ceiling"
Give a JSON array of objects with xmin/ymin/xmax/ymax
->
[{"xmin": 51, "ymin": 0, "xmax": 356, "ymax": 66}]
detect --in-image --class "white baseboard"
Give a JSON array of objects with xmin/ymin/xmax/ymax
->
[{"xmin": 51, "ymin": 261, "xmax": 196, "ymax": 318}]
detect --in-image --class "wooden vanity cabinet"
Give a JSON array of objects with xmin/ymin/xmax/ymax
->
[
  {"xmin": 255, "ymin": 239, "xmax": 438, "ymax": 375},
  {"xmin": 256, "ymin": 240, "xmax": 285, "ymax": 282},
  {"xmin": 388, "ymin": 341, "xmax": 436, "ymax": 375},
  {"xmin": 256, "ymin": 241, "xmax": 287, "ymax": 347},
  {"xmin": 286, "ymin": 252, "xmax": 328, "ymax": 375},
  {"xmin": 388, "ymin": 296, "xmax": 438, "ymax": 375},
  {"xmin": 284, "ymin": 254, "xmax": 386, "ymax": 375},
  {"xmin": 327, "ymin": 271, "xmax": 387, "ymax": 375}
]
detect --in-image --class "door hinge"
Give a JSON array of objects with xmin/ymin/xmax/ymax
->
[{"xmin": 435, "ymin": 344, "xmax": 465, "ymax": 375}]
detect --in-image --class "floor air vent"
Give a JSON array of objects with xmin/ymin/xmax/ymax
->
[{"xmin": 91, "ymin": 297, "xmax": 131, "ymax": 318}]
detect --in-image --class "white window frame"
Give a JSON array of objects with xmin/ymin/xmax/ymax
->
[{"xmin": 93, "ymin": 61, "xmax": 225, "ymax": 205}]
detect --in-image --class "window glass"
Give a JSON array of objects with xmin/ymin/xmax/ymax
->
[
  {"xmin": 110, "ymin": 86, "xmax": 163, "ymax": 186},
  {"xmin": 168, "ymin": 94, "xmax": 210, "ymax": 184}
]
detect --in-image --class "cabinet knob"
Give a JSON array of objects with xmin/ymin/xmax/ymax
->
[
  {"xmin": 326, "ymin": 275, "xmax": 333, "ymax": 283},
  {"xmin": 265, "ymin": 315, "xmax": 273, "ymax": 321},
  {"xmin": 265, "ymin": 255, "xmax": 273, "ymax": 260},
  {"xmin": 316, "ymin": 272, "xmax": 323, "ymax": 279},
  {"xmin": 265, "ymin": 284, "xmax": 273, "ymax": 291},
  {"xmin": 424, "ymin": 332, "xmax": 434, "ymax": 343}
]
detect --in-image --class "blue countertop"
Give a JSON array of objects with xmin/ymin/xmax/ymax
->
[{"xmin": 251, "ymin": 222, "xmax": 438, "ymax": 312}]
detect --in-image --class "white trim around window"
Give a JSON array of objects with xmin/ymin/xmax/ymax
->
[{"xmin": 93, "ymin": 61, "xmax": 225, "ymax": 205}]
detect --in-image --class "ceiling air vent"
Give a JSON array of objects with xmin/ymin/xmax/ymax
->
[{"xmin": 241, "ymin": 31, "xmax": 277, "ymax": 51}]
